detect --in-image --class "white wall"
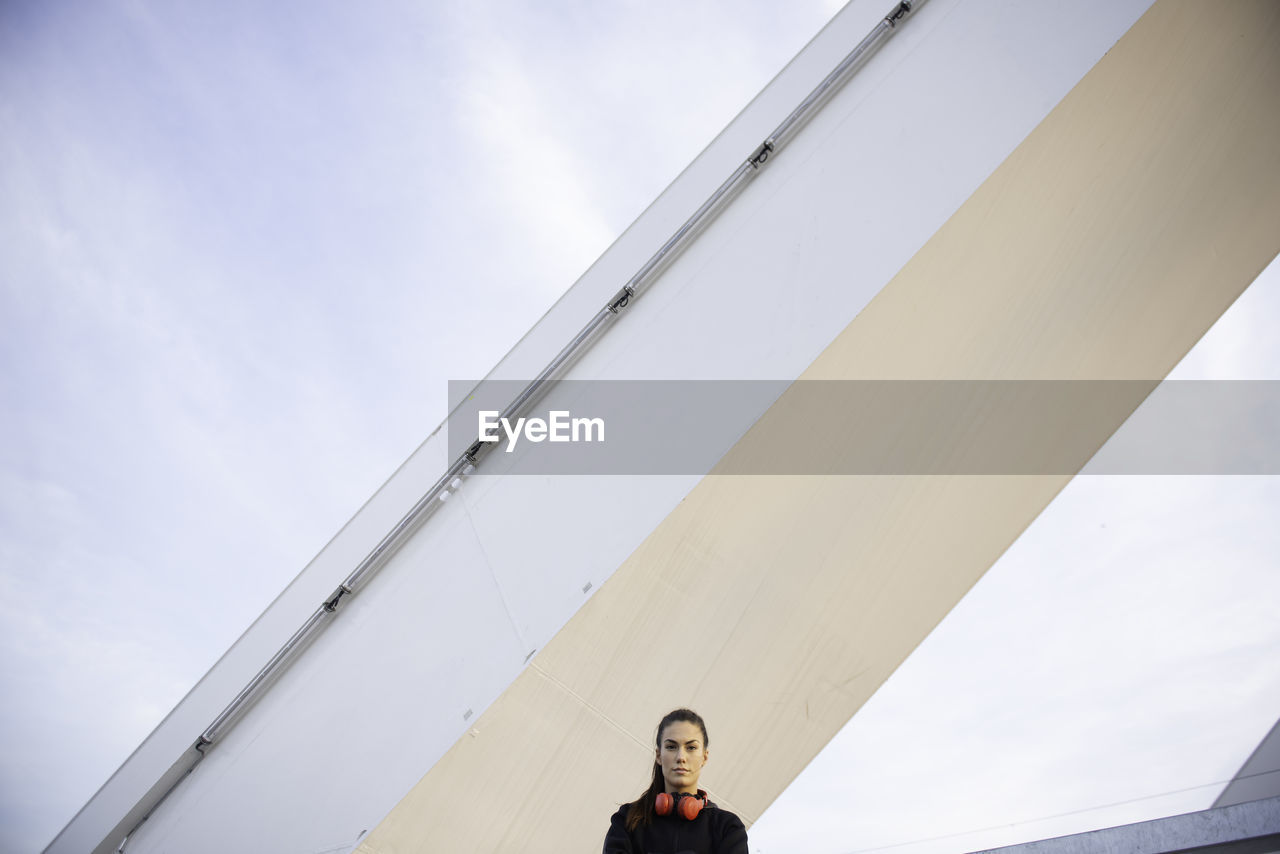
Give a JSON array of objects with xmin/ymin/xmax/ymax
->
[{"xmin": 50, "ymin": 1, "xmax": 1155, "ymax": 852}]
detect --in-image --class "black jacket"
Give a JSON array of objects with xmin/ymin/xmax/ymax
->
[{"xmin": 602, "ymin": 800, "xmax": 748, "ymax": 854}]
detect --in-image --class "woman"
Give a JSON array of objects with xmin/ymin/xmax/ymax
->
[{"xmin": 603, "ymin": 708, "xmax": 749, "ymax": 853}]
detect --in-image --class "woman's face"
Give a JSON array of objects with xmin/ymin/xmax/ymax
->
[{"xmin": 655, "ymin": 720, "xmax": 709, "ymax": 795}]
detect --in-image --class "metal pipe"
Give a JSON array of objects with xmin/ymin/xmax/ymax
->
[
  {"xmin": 343, "ymin": 453, "xmax": 474, "ymax": 592},
  {"xmin": 495, "ymin": 307, "xmax": 618, "ymax": 428},
  {"xmin": 768, "ymin": 1, "xmax": 920, "ymax": 149},
  {"xmin": 113, "ymin": 3, "xmax": 926, "ymax": 848},
  {"xmin": 201, "ymin": 607, "xmax": 331, "ymax": 743},
  {"xmin": 625, "ymin": 161, "xmax": 756, "ymax": 299},
  {"xmin": 116, "ymin": 748, "xmax": 205, "ymax": 853}
]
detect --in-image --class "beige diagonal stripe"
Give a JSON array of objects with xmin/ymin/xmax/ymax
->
[{"xmin": 357, "ymin": 2, "xmax": 1280, "ymax": 851}]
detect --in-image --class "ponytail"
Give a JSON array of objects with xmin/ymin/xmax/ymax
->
[
  {"xmin": 624, "ymin": 708, "xmax": 709, "ymax": 831},
  {"xmin": 624, "ymin": 760, "xmax": 666, "ymax": 831}
]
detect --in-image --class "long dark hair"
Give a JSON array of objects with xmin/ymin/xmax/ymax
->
[{"xmin": 625, "ymin": 708, "xmax": 709, "ymax": 831}]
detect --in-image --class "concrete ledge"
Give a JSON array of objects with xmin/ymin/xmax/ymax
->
[{"xmin": 969, "ymin": 797, "xmax": 1280, "ymax": 854}]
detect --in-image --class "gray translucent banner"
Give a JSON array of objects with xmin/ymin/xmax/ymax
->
[{"xmin": 446, "ymin": 380, "xmax": 1280, "ymax": 475}]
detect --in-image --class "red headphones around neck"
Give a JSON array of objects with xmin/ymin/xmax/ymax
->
[{"xmin": 655, "ymin": 789, "xmax": 708, "ymax": 820}]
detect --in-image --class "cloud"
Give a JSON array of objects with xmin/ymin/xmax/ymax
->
[{"xmin": 442, "ymin": 1, "xmax": 840, "ymax": 303}]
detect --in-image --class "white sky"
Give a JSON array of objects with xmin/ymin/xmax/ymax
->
[{"xmin": 1, "ymin": 2, "xmax": 1276, "ymax": 853}]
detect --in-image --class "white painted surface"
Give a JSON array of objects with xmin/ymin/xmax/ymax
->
[{"xmin": 51, "ymin": 2, "xmax": 1157, "ymax": 852}]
